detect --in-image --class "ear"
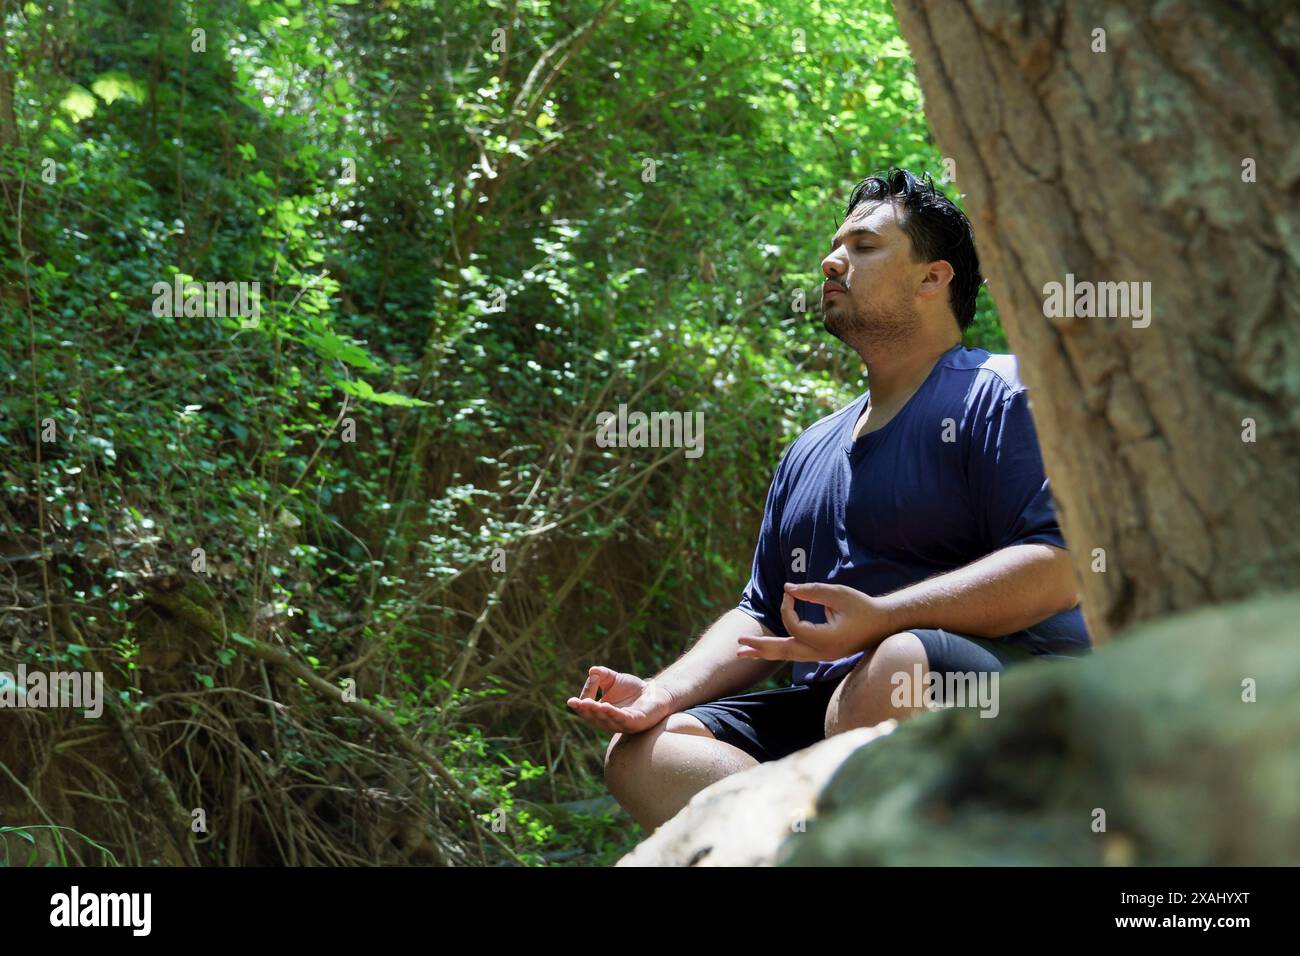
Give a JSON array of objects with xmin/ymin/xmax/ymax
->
[{"xmin": 917, "ymin": 259, "xmax": 955, "ymax": 301}]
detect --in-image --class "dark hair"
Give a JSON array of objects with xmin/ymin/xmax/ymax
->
[{"xmin": 843, "ymin": 168, "xmax": 982, "ymax": 331}]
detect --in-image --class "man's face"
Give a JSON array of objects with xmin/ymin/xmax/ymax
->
[{"xmin": 819, "ymin": 200, "xmax": 921, "ymax": 348}]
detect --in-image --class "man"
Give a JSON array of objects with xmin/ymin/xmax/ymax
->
[{"xmin": 568, "ymin": 168, "xmax": 1091, "ymax": 832}]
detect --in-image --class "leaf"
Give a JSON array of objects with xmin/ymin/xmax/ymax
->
[
  {"xmin": 304, "ymin": 330, "xmax": 381, "ymax": 371},
  {"xmin": 91, "ymin": 72, "xmax": 146, "ymax": 105},
  {"xmin": 333, "ymin": 377, "xmax": 431, "ymax": 407},
  {"xmin": 59, "ymin": 85, "xmax": 97, "ymax": 123}
]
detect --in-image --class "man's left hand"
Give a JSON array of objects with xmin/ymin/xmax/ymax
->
[{"xmin": 736, "ymin": 582, "xmax": 896, "ymax": 662}]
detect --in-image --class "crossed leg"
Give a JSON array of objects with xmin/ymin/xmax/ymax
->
[
  {"xmin": 604, "ymin": 713, "xmax": 757, "ymax": 832},
  {"xmin": 605, "ymin": 632, "xmax": 935, "ymax": 832}
]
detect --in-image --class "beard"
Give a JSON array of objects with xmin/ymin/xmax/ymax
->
[{"xmin": 822, "ymin": 292, "xmax": 918, "ymax": 354}]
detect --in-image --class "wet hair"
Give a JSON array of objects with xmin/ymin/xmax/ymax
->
[{"xmin": 843, "ymin": 167, "xmax": 982, "ymax": 331}]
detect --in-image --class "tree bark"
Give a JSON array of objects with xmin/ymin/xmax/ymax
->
[
  {"xmin": 0, "ymin": 33, "xmax": 18, "ymax": 152},
  {"xmin": 891, "ymin": 0, "xmax": 1300, "ymax": 639}
]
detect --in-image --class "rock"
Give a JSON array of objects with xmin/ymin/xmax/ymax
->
[
  {"xmin": 616, "ymin": 721, "xmax": 897, "ymax": 867},
  {"xmin": 782, "ymin": 593, "xmax": 1300, "ymax": 866}
]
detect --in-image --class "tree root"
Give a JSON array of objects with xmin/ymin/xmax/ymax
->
[{"xmin": 142, "ymin": 585, "xmax": 524, "ymax": 866}]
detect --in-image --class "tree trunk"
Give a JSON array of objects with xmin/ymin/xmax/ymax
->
[
  {"xmin": 891, "ymin": 0, "xmax": 1300, "ymax": 639},
  {"xmin": 0, "ymin": 37, "xmax": 18, "ymax": 152}
]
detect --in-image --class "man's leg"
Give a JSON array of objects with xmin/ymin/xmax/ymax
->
[
  {"xmin": 604, "ymin": 713, "xmax": 759, "ymax": 832},
  {"xmin": 824, "ymin": 629, "xmax": 1034, "ymax": 736},
  {"xmin": 823, "ymin": 631, "xmax": 931, "ymax": 736}
]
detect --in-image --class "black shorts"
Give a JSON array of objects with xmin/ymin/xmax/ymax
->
[{"xmin": 678, "ymin": 627, "xmax": 1078, "ymax": 763}]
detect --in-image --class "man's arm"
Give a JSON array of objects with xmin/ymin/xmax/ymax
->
[
  {"xmin": 652, "ymin": 609, "xmax": 785, "ymax": 711},
  {"xmin": 877, "ymin": 542, "xmax": 1078, "ymax": 642},
  {"xmin": 738, "ymin": 543, "xmax": 1079, "ymax": 663}
]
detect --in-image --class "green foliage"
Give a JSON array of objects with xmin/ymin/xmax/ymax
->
[
  {"xmin": 0, "ymin": 826, "xmax": 121, "ymax": 867},
  {"xmin": 0, "ymin": 0, "xmax": 1007, "ymax": 865}
]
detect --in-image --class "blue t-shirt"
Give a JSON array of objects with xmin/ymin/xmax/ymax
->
[{"xmin": 739, "ymin": 343, "xmax": 1091, "ymax": 685}]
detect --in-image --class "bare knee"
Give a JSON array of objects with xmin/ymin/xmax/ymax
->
[
  {"xmin": 603, "ymin": 713, "xmax": 710, "ymax": 794},
  {"xmin": 824, "ymin": 631, "xmax": 928, "ymax": 736}
]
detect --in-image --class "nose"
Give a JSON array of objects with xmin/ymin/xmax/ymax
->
[{"xmin": 821, "ymin": 248, "xmax": 847, "ymax": 281}]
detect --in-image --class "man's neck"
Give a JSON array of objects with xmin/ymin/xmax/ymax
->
[{"xmin": 860, "ymin": 331, "xmax": 962, "ymax": 407}]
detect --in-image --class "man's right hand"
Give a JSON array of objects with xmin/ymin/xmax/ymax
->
[{"xmin": 566, "ymin": 666, "xmax": 677, "ymax": 735}]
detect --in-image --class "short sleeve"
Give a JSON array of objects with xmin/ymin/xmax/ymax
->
[
  {"xmin": 737, "ymin": 448, "xmax": 792, "ymax": 636},
  {"xmin": 968, "ymin": 388, "xmax": 1068, "ymax": 552}
]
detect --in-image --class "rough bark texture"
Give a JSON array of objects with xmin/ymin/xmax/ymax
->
[{"xmin": 891, "ymin": 0, "xmax": 1300, "ymax": 639}]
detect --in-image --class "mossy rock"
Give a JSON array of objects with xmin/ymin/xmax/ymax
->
[{"xmin": 780, "ymin": 593, "xmax": 1300, "ymax": 866}]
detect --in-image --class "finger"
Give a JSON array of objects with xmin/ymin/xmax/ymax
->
[
  {"xmin": 780, "ymin": 590, "xmax": 826, "ymax": 641},
  {"xmin": 781, "ymin": 589, "xmax": 835, "ymax": 641},
  {"xmin": 571, "ymin": 701, "xmax": 616, "ymax": 732},
  {"xmin": 587, "ymin": 700, "xmax": 637, "ymax": 729},
  {"xmin": 582, "ymin": 665, "xmax": 616, "ymax": 697},
  {"xmin": 573, "ymin": 699, "xmax": 625, "ymax": 732},
  {"xmin": 784, "ymin": 581, "xmax": 849, "ymax": 610},
  {"xmin": 780, "ymin": 590, "xmax": 803, "ymax": 637},
  {"xmin": 579, "ymin": 665, "xmax": 616, "ymax": 701},
  {"xmin": 570, "ymin": 698, "xmax": 604, "ymax": 718}
]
